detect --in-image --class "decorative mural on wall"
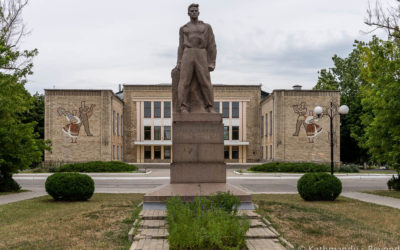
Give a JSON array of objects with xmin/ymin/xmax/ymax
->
[
  {"xmin": 57, "ymin": 101, "xmax": 96, "ymax": 143},
  {"xmin": 292, "ymin": 102, "xmax": 323, "ymax": 143}
]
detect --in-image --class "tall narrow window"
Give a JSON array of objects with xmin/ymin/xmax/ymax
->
[
  {"xmin": 224, "ymin": 146, "xmax": 229, "ymax": 159},
  {"xmin": 222, "ymin": 102, "xmax": 229, "ymax": 118},
  {"xmin": 269, "ymin": 111, "xmax": 273, "ymax": 135},
  {"xmin": 265, "ymin": 114, "xmax": 268, "ymax": 137},
  {"xmin": 164, "ymin": 102, "xmax": 171, "ymax": 118},
  {"xmin": 270, "ymin": 145, "xmax": 272, "ymax": 160},
  {"xmin": 232, "ymin": 146, "xmax": 239, "ymax": 159},
  {"xmin": 265, "ymin": 146, "xmax": 268, "ymax": 160},
  {"xmin": 232, "ymin": 126, "xmax": 239, "ymax": 140},
  {"xmin": 260, "ymin": 116, "xmax": 264, "ymax": 138},
  {"xmin": 164, "ymin": 126, "xmax": 171, "ymax": 140},
  {"xmin": 113, "ymin": 111, "xmax": 116, "ymax": 135},
  {"xmin": 232, "ymin": 102, "xmax": 239, "ymax": 118},
  {"xmin": 117, "ymin": 113, "xmax": 119, "ymax": 136},
  {"xmin": 121, "ymin": 115, "xmax": 123, "ymax": 136},
  {"xmin": 144, "ymin": 126, "xmax": 151, "ymax": 140},
  {"xmin": 144, "ymin": 146, "xmax": 151, "ymax": 159},
  {"xmin": 164, "ymin": 146, "xmax": 171, "ymax": 159},
  {"xmin": 113, "ymin": 145, "xmax": 115, "ymax": 160},
  {"xmin": 224, "ymin": 126, "xmax": 229, "ymax": 140},
  {"xmin": 154, "ymin": 126, "xmax": 161, "ymax": 140},
  {"xmin": 154, "ymin": 146, "xmax": 161, "ymax": 159},
  {"xmin": 144, "ymin": 101, "xmax": 151, "ymax": 118},
  {"xmin": 117, "ymin": 146, "xmax": 119, "ymax": 160},
  {"xmin": 213, "ymin": 102, "xmax": 220, "ymax": 113},
  {"xmin": 154, "ymin": 101, "xmax": 161, "ymax": 118}
]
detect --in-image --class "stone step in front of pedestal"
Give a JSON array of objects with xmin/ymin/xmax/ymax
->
[
  {"xmin": 249, "ymin": 219, "xmax": 266, "ymax": 228},
  {"xmin": 139, "ymin": 219, "xmax": 166, "ymax": 229},
  {"xmin": 134, "ymin": 228, "xmax": 168, "ymax": 240},
  {"xmin": 130, "ymin": 238, "xmax": 169, "ymax": 250},
  {"xmin": 139, "ymin": 210, "xmax": 166, "ymax": 220},
  {"xmin": 238, "ymin": 210, "xmax": 261, "ymax": 219}
]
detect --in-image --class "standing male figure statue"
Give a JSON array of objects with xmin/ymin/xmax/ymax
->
[{"xmin": 174, "ymin": 3, "xmax": 217, "ymax": 113}]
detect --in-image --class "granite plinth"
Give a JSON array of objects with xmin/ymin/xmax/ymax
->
[
  {"xmin": 144, "ymin": 183, "xmax": 252, "ymax": 203},
  {"xmin": 170, "ymin": 163, "xmax": 226, "ymax": 183}
]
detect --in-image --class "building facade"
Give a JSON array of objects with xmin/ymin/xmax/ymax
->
[{"xmin": 44, "ymin": 85, "xmax": 340, "ymax": 164}]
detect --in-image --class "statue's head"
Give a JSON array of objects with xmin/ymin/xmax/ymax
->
[{"xmin": 187, "ymin": 3, "xmax": 199, "ymax": 19}]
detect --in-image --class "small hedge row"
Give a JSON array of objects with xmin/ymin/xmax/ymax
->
[
  {"xmin": 55, "ymin": 161, "xmax": 137, "ymax": 172},
  {"xmin": 45, "ymin": 173, "xmax": 94, "ymax": 201},
  {"xmin": 249, "ymin": 162, "xmax": 330, "ymax": 173}
]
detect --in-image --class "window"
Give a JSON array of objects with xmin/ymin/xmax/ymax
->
[
  {"xmin": 265, "ymin": 146, "xmax": 268, "ymax": 160},
  {"xmin": 117, "ymin": 113, "xmax": 119, "ymax": 136},
  {"xmin": 232, "ymin": 146, "xmax": 239, "ymax": 159},
  {"xmin": 144, "ymin": 101, "xmax": 151, "ymax": 118},
  {"xmin": 164, "ymin": 126, "xmax": 171, "ymax": 140},
  {"xmin": 164, "ymin": 146, "xmax": 171, "ymax": 159},
  {"xmin": 269, "ymin": 111, "xmax": 273, "ymax": 135},
  {"xmin": 154, "ymin": 146, "xmax": 161, "ymax": 159},
  {"xmin": 154, "ymin": 126, "xmax": 161, "ymax": 140},
  {"xmin": 113, "ymin": 145, "xmax": 115, "ymax": 160},
  {"xmin": 144, "ymin": 126, "xmax": 151, "ymax": 140},
  {"xmin": 113, "ymin": 111, "xmax": 115, "ymax": 135},
  {"xmin": 222, "ymin": 102, "xmax": 229, "ymax": 118},
  {"xmin": 224, "ymin": 146, "xmax": 229, "ymax": 159},
  {"xmin": 154, "ymin": 101, "xmax": 161, "ymax": 118},
  {"xmin": 213, "ymin": 102, "xmax": 220, "ymax": 113},
  {"xmin": 260, "ymin": 116, "xmax": 264, "ymax": 138},
  {"xmin": 224, "ymin": 126, "xmax": 229, "ymax": 140},
  {"xmin": 270, "ymin": 145, "xmax": 272, "ymax": 160},
  {"xmin": 232, "ymin": 126, "xmax": 239, "ymax": 140},
  {"xmin": 164, "ymin": 102, "xmax": 171, "ymax": 118},
  {"xmin": 121, "ymin": 115, "xmax": 123, "ymax": 136},
  {"xmin": 232, "ymin": 102, "xmax": 239, "ymax": 118},
  {"xmin": 117, "ymin": 146, "xmax": 119, "ymax": 160},
  {"xmin": 265, "ymin": 114, "xmax": 268, "ymax": 137},
  {"xmin": 144, "ymin": 146, "xmax": 151, "ymax": 159}
]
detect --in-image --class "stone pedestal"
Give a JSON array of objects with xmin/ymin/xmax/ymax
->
[{"xmin": 171, "ymin": 112, "xmax": 226, "ymax": 183}]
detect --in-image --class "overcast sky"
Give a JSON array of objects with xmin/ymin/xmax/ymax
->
[{"xmin": 21, "ymin": 0, "xmax": 387, "ymax": 94}]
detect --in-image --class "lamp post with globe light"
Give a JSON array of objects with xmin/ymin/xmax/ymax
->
[{"xmin": 314, "ymin": 101, "xmax": 349, "ymax": 175}]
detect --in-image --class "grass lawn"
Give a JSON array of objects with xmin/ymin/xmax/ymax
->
[
  {"xmin": 254, "ymin": 194, "xmax": 400, "ymax": 248},
  {"xmin": 0, "ymin": 193, "xmax": 143, "ymax": 249},
  {"xmin": 363, "ymin": 190, "xmax": 400, "ymax": 199},
  {"xmin": 0, "ymin": 190, "xmax": 28, "ymax": 196}
]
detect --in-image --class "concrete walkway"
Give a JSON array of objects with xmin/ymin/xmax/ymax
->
[
  {"xmin": 342, "ymin": 192, "xmax": 400, "ymax": 209},
  {"xmin": 0, "ymin": 190, "xmax": 47, "ymax": 205}
]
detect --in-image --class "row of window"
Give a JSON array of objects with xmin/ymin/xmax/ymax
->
[
  {"xmin": 224, "ymin": 146, "xmax": 239, "ymax": 159},
  {"xmin": 260, "ymin": 111, "xmax": 273, "ymax": 137},
  {"xmin": 144, "ymin": 146, "xmax": 171, "ymax": 159},
  {"xmin": 144, "ymin": 126, "xmax": 171, "ymax": 140},
  {"xmin": 113, "ymin": 111, "xmax": 123, "ymax": 136},
  {"xmin": 224, "ymin": 126, "xmax": 239, "ymax": 140},
  {"xmin": 214, "ymin": 101, "xmax": 239, "ymax": 118},
  {"xmin": 144, "ymin": 101, "xmax": 171, "ymax": 118},
  {"xmin": 112, "ymin": 145, "xmax": 123, "ymax": 160}
]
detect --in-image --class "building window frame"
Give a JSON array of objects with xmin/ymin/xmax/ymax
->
[
  {"xmin": 144, "ymin": 146, "xmax": 151, "ymax": 159},
  {"xmin": 144, "ymin": 126, "xmax": 151, "ymax": 140},
  {"xmin": 164, "ymin": 126, "xmax": 171, "ymax": 140},
  {"xmin": 232, "ymin": 126, "xmax": 239, "ymax": 140},
  {"xmin": 232, "ymin": 102, "xmax": 239, "ymax": 118},
  {"xmin": 154, "ymin": 126, "xmax": 161, "ymax": 140},
  {"xmin": 224, "ymin": 126, "xmax": 229, "ymax": 140},
  {"xmin": 222, "ymin": 102, "xmax": 229, "ymax": 118},
  {"xmin": 164, "ymin": 146, "xmax": 171, "ymax": 159},
  {"xmin": 154, "ymin": 101, "xmax": 161, "ymax": 118},
  {"xmin": 144, "ymin": 101, "xmax": 151, "ymax": 118},
  {"xmin": 164, "ymin": 101, "xmax": 171, "ymax": 118}
]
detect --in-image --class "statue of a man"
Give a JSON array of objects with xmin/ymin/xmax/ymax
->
[{"xmin": 175, "ymin": 3, "xmax": 217, "ymax": 113}]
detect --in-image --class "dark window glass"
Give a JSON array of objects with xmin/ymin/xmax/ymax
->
[
  {"xmin": 113, "ymin": 145, "xmax": 115, "ymax": 160},
  {"xmin": 117, "ymin": 113, "xmax": 119, "ymax": 136},
  {"xmin": 117, "ymin": 146, "xmax": 119, "ymax": 160},
  {"xmin": 154, "ymin": 126, "xmax": 161, "ymax": 140},
  {"xmin": 164, "ymin": 126, "xmax": 171, "ymax": 140},
  {"xmin": 232, "ymin": 126, "xmax": 239, "ymax": 140},
  {"xmin": 213, "ymin": 102, "xmax": 220, "ymax": 113},
  {"xmin": 113, "ymin": 111, "xmax": 115, "ymax": 135},
  {"xmin": 154, "ymin": 101, "xmax": 161, "ymax": 118},
  {"xmin": 154, "ymin": 146, "xmax": 161, "ymax": 159},
  {"xmin": 265, "ymin": 146, "xmax": 268, "ymax": 160},
  {"xmin": 164, "ymin": 102, "xmax": 171, "ymax": 118},
  {"xmin": 270, "ymin": 145, "xmax": 272, "ymax": 159},
  {"xmin": 121, "ymin": 115, "xmax": 124, "ymax": 136},
  {"xmin": 224, "ymin": 146, "xmax": 229, "ymax": 159},
  {"xmin": 260, "ymin": 116, "xmax": 264, "ymax": 138},
  {"xmin": 222, "ymin": 102, "xmax": 229, "ymax": 118},
  {"xmin": 232, "ymin": 102, "xmax": 239, "ymax": 118},
  {"xmin": 232, "ymin": 146, "xmax": 239, "ymax": 159},
  {"xmin": 164, "ymin": 146, "xmax": 171, "ymax": 159},
  {"xmin": 144, "ymin": 126, "xmax": 151, "ymax": 140},
  {"xmin": 144, "ymin": 101, "xmax": 151, "ymax": 118},
  {"xmin": 269, "ymin": 111, "xmax": 273, "ymax": 135},
  {"xmin": 265, "ymin": 114, "xmax": 268, "ymax": 137},
  {"xmin": 224, "ymin": 126, "xmax": 229, "ymax": 140},
  {"xmin": 144, "ymin": 146, "xmax": 151, "ymax": 159}
]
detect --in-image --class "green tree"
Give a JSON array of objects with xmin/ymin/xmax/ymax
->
[
  {"xmin": 23, "ymin": 93, "xmax": 44, "ymax": 139},
  {"xmin": 0, "ymin": 0, "xmax": 49, "ymax": 191},
  {"xmin": 358, "ymin": 35, "xmax": 400, "ymax": 166},
  {"xmin": 314, "ymin": 44, "xmax": 368, "ymax": 163}
]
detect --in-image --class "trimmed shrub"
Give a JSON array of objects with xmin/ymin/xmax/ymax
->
[
  {"xmin": 249, "ymin": 162, "xmax": 330, "ymax": 173},
  {"xmin": 45, "ymin": 173, "xmax": 95, "ymax": 201},
  {"xmin": 337, "ymin": 164, "xmax": 360, "ymax": 173},
  {"xmin": 0, "ymin": 177, "xmax": 21, "ymax": 192},
  {"xmin": 297, "ymin": 172, "xmax": 342, "ymax": 201},
  {"xmin": 387, "ymin": 174, "xmax": 400, "ymax": 191},
  {"xmin": 56, "ymin": 161, "xmax": 137, "ymax": 173}
]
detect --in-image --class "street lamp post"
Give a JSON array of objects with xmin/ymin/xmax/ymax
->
[{"xmin": 314, "ymin": 101, "xmax": 349, "ymax": 175}]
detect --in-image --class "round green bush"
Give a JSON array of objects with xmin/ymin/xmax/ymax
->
[
  {"xmin": 0, "ymin": 177, "xmax": 21, "ymax": 192},
  {"xmin": 45, "ymin": 173, "xmax": 95, "ymax": 201},
  {"xmin": 297, "ymin": 173, "xmax": 342, "ymax": 201}
]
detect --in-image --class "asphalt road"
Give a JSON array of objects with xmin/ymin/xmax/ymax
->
[{"xmin": 13, "ymin": 169, "xmax": 391, "ymax": 194}]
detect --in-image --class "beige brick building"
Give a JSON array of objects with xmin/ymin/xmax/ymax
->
[{"xmin": 44, "ymin": 85, "xmax": 340, "ymax": 164}]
